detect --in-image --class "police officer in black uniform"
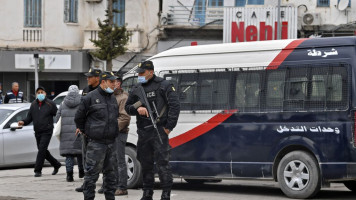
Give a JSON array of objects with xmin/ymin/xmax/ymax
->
[
  {"xmin": 75, "ymin": 67, "xmax": 102, "ymax": 193},
  {"xmin": 82, "ymin": 68, "xmax": 102, "ymax": 96},
  {"xmin": 125, "ymin": 61, "xmax": 180, "ymax": 200},
  {"xmin": 75, "ymin": 71, "xmax": 119, "ymax": 200}
]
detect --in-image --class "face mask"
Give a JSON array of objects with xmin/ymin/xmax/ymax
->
[
  {"xmin": 37, "ymin": 94, "xmax": 45, "ymax": 101},
  {"xmin": 138, "ymin": 76, "xmax": 147, "ymax": 83},
  {"xmin": 104, "ymin": 81, "xmax": 114, "ymax": 93}
]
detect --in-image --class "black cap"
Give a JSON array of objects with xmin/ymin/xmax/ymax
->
[
  {"xmin": 136, "ymin": 60, "xmax": 154, "ymax": 73},
  {"xmin": 100, "ymin": 71, "xmax": 117, "ymax": 81},
  {"xmin": 36, "ymin": 86, "xmax": 46, "ymax": 93},
  {"xmin": 85, "ymin": 68, "xmax": 102, "ymax": 77}
]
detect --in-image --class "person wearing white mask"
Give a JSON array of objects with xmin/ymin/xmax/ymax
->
[{"xmin": 18, "ymin": 86, "xmax": 61, "ymax": 177}]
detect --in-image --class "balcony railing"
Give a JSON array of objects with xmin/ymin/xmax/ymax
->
[
  {"xmin": 23, "ymin": 28, "xmax": 42, "ymax": 42},
  {"xmin": 83, "ymin": 28, "xmax": 143, "ymax": 52},
  {"xmin": 164, "ymin": 6, "xmax": 224, "ymax": 27}
]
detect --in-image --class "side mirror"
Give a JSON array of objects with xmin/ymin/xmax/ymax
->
[{"xmin": 10, "ymin": 122, "xmax": 23, "ymax": 131}]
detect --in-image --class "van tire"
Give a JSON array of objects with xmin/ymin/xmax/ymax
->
[
  {"xmin": 277, "ymin": 151, "xmax": 321, "ymax": 199},
  {"xmin": 126, "ymin": 146, "xmax": 142, "ymax": 189},
  {"xmin": 344, "ymin": 181, "xmax": 356, "ymax": 192}
]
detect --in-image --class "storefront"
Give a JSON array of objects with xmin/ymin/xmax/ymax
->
[{"xmin": 0, "ymin": 50, "xmax": 91, "ymax": 102}]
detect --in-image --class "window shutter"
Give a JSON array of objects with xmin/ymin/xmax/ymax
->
[
  {"xmin": 64, "ymin": 0, "xmax": 69, "ymax": 22},
  {"xmin": 74, "ymin": 0, "xmax": 78, "ymax": 23}
]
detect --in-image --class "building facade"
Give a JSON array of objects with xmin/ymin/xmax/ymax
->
[
  {"xmin": 158, "ymin": 0, "xmax": 355, "ymax": 52},
  {"xmin": 0, "ymin": 0, "xmax": 161, "ymax": 101}
]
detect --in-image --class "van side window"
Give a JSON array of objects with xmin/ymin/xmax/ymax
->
[
  {"xmin": 179, "ymin": 73, "xmax": 198, "ymax": 110},
  {"xmin": 284, "ymin": 68, "xmax": 308, "ymax": 111},
  {"xmin": 266, "ymin": 70, "xmax": 286, "ymax": 110},
  {"xmin": 235, "ymin": 72, "xmax": 261, "ymax": 112},
  {"xmin": 122, "ymin": 76, "xmax": 137, "ymax": 92}
]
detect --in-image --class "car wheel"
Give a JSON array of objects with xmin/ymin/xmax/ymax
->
[
  {"xmin": 344, "ymin": 181, "xmax": 356, "ymax": 192},
  {"xmin": 277, "ymin": 151, "xmax": 321, "ymax": 199},
  {"xmin": 126, "ymin": 146, "xmax": 142, "ymax": 189}
]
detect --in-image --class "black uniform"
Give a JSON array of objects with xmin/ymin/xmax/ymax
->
[
  {"xmin": 23, "ymin": 98, "xmax": 61, "ymax": 174},
  {"xmin": 82, "ymin": 84, "xmax": 99, "ymax": 97},
  {"xmin": 125, "ymin": 75, "xmax": 180, "ymax": 196},
  {"xmin": 75, "ymin": 86, "xmax": 119, "ymax": 200}
]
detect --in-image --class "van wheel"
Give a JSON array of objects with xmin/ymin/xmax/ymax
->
[
  {"xmin": 344, "ymin": 181, "xmax": 356, "ymax": 192},
  {"xmin": 277, "ymin": 151, "xmax": 321, "ymax": 199},
  {"xmin": 126, "ymin": 146, "xmax": 142, "ymax": 189}
]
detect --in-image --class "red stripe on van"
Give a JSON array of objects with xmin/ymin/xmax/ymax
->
[
  {"xmin": 266, "ymin": 39, "xmax": 308, "ymax": 70},
  {"xmin": 169, "ymin": 109, "xmax": 237, "ymax": 149}
]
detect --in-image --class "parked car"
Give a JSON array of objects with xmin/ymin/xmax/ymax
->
[
  {"xmin": 53, "ymin": 90, "xmax": 83, "ymax": 106},
  {"xmin": 0, "ymin": 103, "xmax": 62, "ymax": 167}
]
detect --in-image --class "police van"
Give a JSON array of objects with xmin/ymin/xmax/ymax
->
[{"xmin": 122, "ymin": 36, "xmax": 356, "ymax": 198}]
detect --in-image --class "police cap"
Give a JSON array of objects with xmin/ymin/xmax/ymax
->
[
  {"xmin": 85, "ymin": 68, "xmax": 102, "ymax": 77},
  {"xmin": 100, "ymin": 71, "xmax": 117, "ymax": 81},
  {"xmin": 136, "ymin": 60, "xmax": 154, "ymax": 73}
]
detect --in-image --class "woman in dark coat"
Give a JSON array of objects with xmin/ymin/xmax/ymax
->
[{"xmin": 55, "ymin": 85, "xmax": 83, "ymax": 182}]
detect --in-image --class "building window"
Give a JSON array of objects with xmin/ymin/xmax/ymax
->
[
  {"xmin": 247, "ymin": 0, "xmax": 264, "ymax": 5},
  {"xmin": 24, "ymin": 0, "xmax": 42, "ymax": 27},
  {"xmin": 113, "ymin": 0, "xmax": 125, "ymax": 27},
  {"xmin": 208, "ymin": 0, "xmax": 224, "ymax": 7},
  {"xmin": 235, "ymin": 0, "xmax": 246, "ymax": 7},
  {"xmin": 317, "ymin": 0, "xmax": 330, "ymax": 7},
  {"xmin": 64, "ymin": 0, "xmax": 78, "ymax": 23}
]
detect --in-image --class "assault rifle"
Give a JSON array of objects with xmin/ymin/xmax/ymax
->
[{"xmin": 135, "ymin": 85, "xmax": 163, "ymax": 144}]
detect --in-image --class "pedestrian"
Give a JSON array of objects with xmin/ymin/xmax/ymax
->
[
  {"xmin": 55, "ymin": 85, "xmax": 84, "ymax": 182},
  {"xmin": 4, "ymin": 82, "xmax": 24, "ymax": 103},
  {"xmin": 18, "ymin": 86, "xmax": 61, "ymax": 177},
  {"xmin": 113, "ymin": 73, "xmax": 131, "ymax": 196},
  {"xmin": 75, "ymin": 71, "xmax": 119, "ymax": 200},
  {"xmin": 125, "ymin": 61, "xmax": 180, "ymax": 200},
  {"xmin": 48, "ymin": 91, "xmax": 56, "ymax": 100},
  {"xmin": 75, "ymin": 67, "xmax": 102, "ymax": 193}
]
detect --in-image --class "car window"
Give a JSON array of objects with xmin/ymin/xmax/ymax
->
[
  {"xmin": 4, "ymin": 110, "xmax": 32, "ymax": 129},
  {"xmin": 53, "ymin": 96, "xmax": 65, "ymax": 105},
  {"xmin": 0, "ymin": 109, "xmax": 14, "ymax": 125}
]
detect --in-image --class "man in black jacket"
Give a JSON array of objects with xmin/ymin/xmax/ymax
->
[
  {"xmin": 75, "ymin": 67, "xmax": 102, "ymax": 193},
  {"xmin": 18, "ymin": 86, "xmax": 61, "ymax": 177},
  {"xmin": 125, "ymin": 61, "xmax": 180, "ymax": 200},
  {"xmin": 75, "ymin": 71, "xmax": 119, "ymax": 200}
]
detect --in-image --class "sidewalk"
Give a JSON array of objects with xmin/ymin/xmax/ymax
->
[{"xmin": 0, "ymin": 167, "xmax": 143, "ymax": 200}]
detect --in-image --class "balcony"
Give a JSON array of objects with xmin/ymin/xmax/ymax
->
[
  {"xmin": 23, "ymin": 28, "xmax": 42, "ymax": 42},
  {"xmin": 83, "ymin": 28, "xmax": 143, "ymax": 52},
  {"xmin": 162, "ymin": 6, "xmax": 224, "ymax": 28}
]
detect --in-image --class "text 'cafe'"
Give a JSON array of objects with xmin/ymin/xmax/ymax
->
[{"xmin": 223, "ymin": 7, "xmax": 298, "ymax": 43}]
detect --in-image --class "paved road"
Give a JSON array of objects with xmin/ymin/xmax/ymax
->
[{"xmin": 0, "ymin": 167, "xmax": 354, "ymax": 200}]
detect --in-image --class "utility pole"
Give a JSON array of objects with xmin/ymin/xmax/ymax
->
[
  {"xmin": 277, "ymin": 0, "xmax": 281, "ymax": 40},
  {"xmin": 34, "ymin": 54, "xmax": 39, "ymax": 92}
]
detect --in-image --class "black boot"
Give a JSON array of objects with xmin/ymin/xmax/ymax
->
[
  {"xmin": 79, "ymin": 169, "xmax": 84, "ymax": 178},
  {"xmin": 140, "ymin": 190, "xmax": 153, "ymax": 200},
  {"xmin": 66, "ymin": 172, "xmax": 74, "ymax": 182},
  {"xmin": 161, "ymin": 190, "xmax": 171, "ymax": 200},
  {"xmin": 75, "ymin": 185, "xmax": 83, "ymax": 192}
]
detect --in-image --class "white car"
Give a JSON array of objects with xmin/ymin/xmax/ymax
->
[
  {"xmin": 53, "ymin": 90, "xmax": 83, "ymax": 105},
  {"xmin": 0, "ymin": 103, "xmax": 62, "ymax": 167}
]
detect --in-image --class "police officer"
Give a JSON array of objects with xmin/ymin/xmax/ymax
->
[
  {"xmin": 75, "ymin": 71, "xmax": 119, "ymax": 200},
  {"xmin": 4, "ymin": 82, "xmax": 24, "ymax": 103},
  {"xmin": 125, "ymin": 61, "xmax": 180, "ymax": 200},
  {"xmin": 82, "ymin": 68, "xmax": 102, "ymax": 96},
  {"xmin": 75, "ymin": 67, "xmax": 102, "ymax": 193}
]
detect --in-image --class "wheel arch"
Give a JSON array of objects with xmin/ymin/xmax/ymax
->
[{"xmin": 272, "ymin": 137, "xmax": 322, "ymax": 182}]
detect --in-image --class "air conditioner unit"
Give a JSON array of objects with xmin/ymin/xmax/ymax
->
[
  {"xmin": 85, "ymin": 0, "xmax": 102, "ymax": 3},
  {"xmin": 302, "ymin": 13, "xmax": 321, "ymax": 26}
]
